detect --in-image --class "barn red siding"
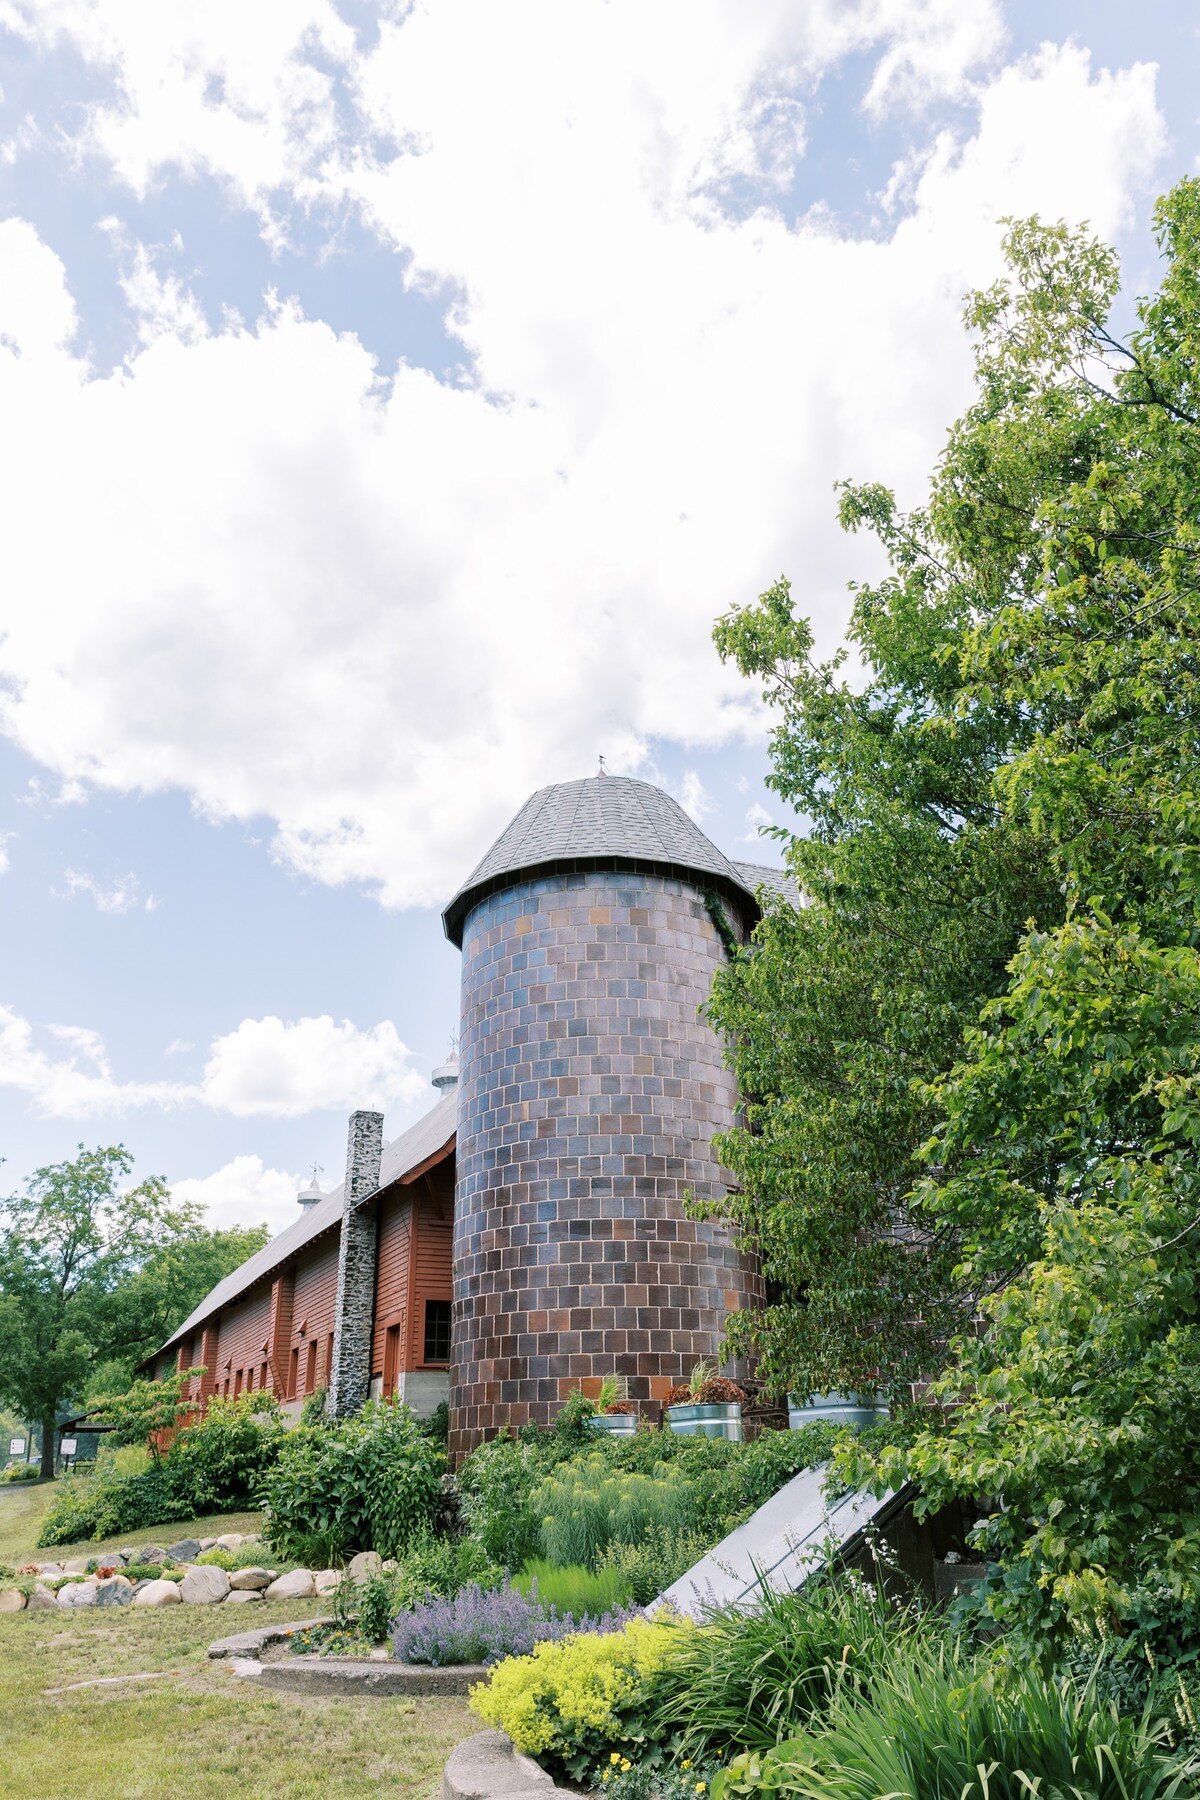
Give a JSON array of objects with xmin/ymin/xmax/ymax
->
[
  {"xmin": 370, "ymin": 1161, "xmax": 453, "ymax": 1379},
  {"xmin": 411, "ymin": 1174, "xmax": 453, "ymax": 1370},
  {"xmin": 372, "ymin": 1190, "xmax": 412, "ymax": 1374},
  {"xmin": 289, "ymin": 1234, "xmax": 340, "ymax": 1398},
  {"xmin": 211, "ymin": 1287, "xmax": 272, "ymax": 1400}
]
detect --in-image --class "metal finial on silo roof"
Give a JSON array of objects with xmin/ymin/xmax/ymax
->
[
  {"xmin": 597, "ymin": 754, "xmax": 608, "ymax": 776},
  {"xmin": 297, "ymin": 1167, "xmax": 325, "ymax": 1210}
]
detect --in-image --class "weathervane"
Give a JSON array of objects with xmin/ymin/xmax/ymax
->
[{"xmin": 597, "ymin": 754, "xmax": 608, "ymax": 776}]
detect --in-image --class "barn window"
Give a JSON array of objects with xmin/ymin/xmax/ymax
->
[{"xmin": 423, "ymin": 1299, "xmax": 451, "ymax": 1364}]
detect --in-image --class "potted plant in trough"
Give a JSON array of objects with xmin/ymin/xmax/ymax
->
[
  {"xmin": 786, "ymin": 1389, "xmax": 888, "ymax": 1432},
  {"xmin": 585, "ymin": 1374, "xmax": 638, "ymax": 1438},
  {"xmin": 664, "ymin": 1361, "xmax": 746, "ymax": 1442}
]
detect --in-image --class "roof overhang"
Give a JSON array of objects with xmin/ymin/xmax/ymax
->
[{"xmin": 443, "ymin": 853, "xmax": 760, "ymax": 947}]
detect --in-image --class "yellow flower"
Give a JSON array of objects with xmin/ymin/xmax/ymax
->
[
  {"xmin": 682, "ymin": 1762, "xmax": 692, "ymax": 1771},
  {"xmin": 601, "ymin": 1775, "xmax": 609, "ymax": 1785},
  {"xmin": 695, "ymin": 1784, "xmax": 707, "ymax": 1794},
  {"xmin": 621, "ymin": 1761, "xmax": 632, "ymax": 1773},
  {"xmin": 611, "ymin": 1755, "xmax": 622, "ymax": 1766}
]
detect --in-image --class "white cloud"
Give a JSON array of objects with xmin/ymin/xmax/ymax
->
[
  {"xmin": 60, "ymin": 867, "xmax": 145, "ymax": 912},
  {"xmin": 199, "ymin": 1014, "xmax": 427, "ymax": 1118},
  {"xmin": 742, "ymin": 801, "xmax": 774, "ymax": 844},
  {"xmin": 0, "ymin": 18, "xmax": 1168, "ymax": 908},
  {"xmin": 677, "ymin": 771, "xmax": 712, "ymax": 823},
  {"xmin": 0, "ymin": 1004, "xmax": 425, "ymax": 1118},
  {"xmin": 171, "ymin": 1154, "xmax": 305, "ymax": 1235},
  {"xmin": 0, "ymin": 831, "xmax": 12, "ymax": 874}
]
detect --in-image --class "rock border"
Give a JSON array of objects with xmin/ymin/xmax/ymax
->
[{"xmin": 443, "ymin": 1730, "xmax": 571, "ymax": 1800}]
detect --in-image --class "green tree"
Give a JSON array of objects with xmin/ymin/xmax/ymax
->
[
  {"xmin": 705, "ymin": 347, "xmax": 1074, "ymax": 1396},
  {"xmin": 0, "ymin": 1145, "xmax": 265, "ymax": 1477},
  {"xmin": 838, "ymin": 183, "xmax": 1200, "ymax": 1646},
  {"xmin": 713, "ymin": 176, "xmax": 1200, "ymax": 1644}
]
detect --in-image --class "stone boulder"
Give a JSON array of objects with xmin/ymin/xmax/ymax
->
[
  {"xmin": 264, "ymin": 1569, "xmax": 315, "ymax": 1602},
  {"xmin": 0, "ymin": 1589, "xmax": 26, "ymax": 1612},
  {"xmin": 139, "ymin": 1546, "xmax": 169, "ymax": 1564},
  {"xmin": 35, "ymin": 1562, "xmax": 63, "ymax": 1578},
  {"xmin": 57, "ymin": 1581, "xmax": 97, "ymax": 1609},
  {"xmin": 229, "ymin": 1567, "xmax": 274, "ymax": 1591},
  {"xmin": 134, "ymin": 1579, "xmax": 181, "ymax": 1607},
  {"xmin": 197, "ymin": 1537, "xmax": 218, "ymax": 1550},
  {"xmin": 312, "ymin": 1569, "xmax": 341, "ymax": 1596},
  {"xmin": 166, "ymin": 1539, "xmax": 202, "ymax": 1563},
  {"xmin": 215, "ymin": 1534, "xmax": 244, "ymax": 1550},
  {"xmin": 348, "ymin": 1551, "xmax": 381, "ymax": 1582},
  {"xmin": 61, "ymin": 1559, "xmax": 90, "ymax": 1575},
  {"xmin": 180, "ymin": 1564, "xmax": 230, "ymax": 1605},
  {"xmin": 26, "ymin": 1585, "xmax": 57, "ymax": 1611},
  {"xmin": 95, "ymin": 1576, "xmax": 134, "ymax": 1608},
  {"xmin": 224, "ymin": 1589, "xmax": 262, "ymax": 1605}
]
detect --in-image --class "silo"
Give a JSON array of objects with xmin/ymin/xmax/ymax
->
[{"xmin": 441, "ymin": 774, "xmax": 767, "ymax": 1461}]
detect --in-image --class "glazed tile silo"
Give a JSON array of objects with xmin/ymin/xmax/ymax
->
[{"xmin": 441, "ymin": 774, "xmax": 766, "ymax": 1460}]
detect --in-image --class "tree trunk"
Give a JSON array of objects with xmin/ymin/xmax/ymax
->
[{"xmin": 40, "ymin": 1415, "xmax": 56, "ymax": 1480}]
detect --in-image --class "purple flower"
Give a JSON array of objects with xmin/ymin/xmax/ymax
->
[{"xmin": 390, "ymin": 1577, "xmax": 642, "ymax": 1666}]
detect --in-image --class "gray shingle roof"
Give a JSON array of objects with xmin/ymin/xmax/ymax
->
[
  {"xmin": 153, "ymin": 1088, "xmax": 458, "ymax": 1360},
  {"xmin": 733, "ymin": 861, "xmax": 803, "ymax": 907},
  {"xmin": 443, "ymin": 776, "xmax": 768, "ymax": 943}
]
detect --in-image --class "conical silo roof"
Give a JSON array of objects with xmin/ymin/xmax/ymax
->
[{"xmin": 442, "ymin": 774, "xmax": 763, "ymax": 945}]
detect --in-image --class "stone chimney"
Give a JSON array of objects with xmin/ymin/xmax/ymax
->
[{"xmin": 326, "ymin": 1110, "xmax": 383, "ymax": 1419}]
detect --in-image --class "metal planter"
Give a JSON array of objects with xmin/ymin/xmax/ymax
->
[
  {"xmin": 585, "ymin": 1412, "xmax": 638, "ymax": 1438},
  {"xmin": 787, "ymin": 1391, "xmax": 887, "ymax": 1432},
  {"xmin": 665, "ymin": 1402, "xmax": 743, "ymax": 1442}
]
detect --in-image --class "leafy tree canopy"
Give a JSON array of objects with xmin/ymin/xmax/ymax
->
[
  {"xmin": 0, "ymin": 1144, "xmax": 266, "ymax": 1475},
  {"xmin": 712, "ymin": 179, "xmax": 1200, "ymax": 1643}
]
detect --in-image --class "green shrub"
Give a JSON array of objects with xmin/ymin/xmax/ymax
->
[
  {"xmin": 456, "ymin": 1423, "xmax": 836, "ymax": 1578},
  {"xmin": 35, "ymin": 1395, "xmax": 286, "ymax": 1547},
  {"xmin": 470, "ymin": 1616, "xmax": 681, "ymax": 1782},
  {"xmin": 121, "ymin": 1562, "xmax": 164, "ymax": 1582},
  {"xmin": 513, "ymin": 1559, "xmax": 633, "ymax": 1614},
  {"xmin": 598, "ymin": 1525, "xmax": 710, "ymax": 1607},
  {"xmin": 299, "ymin": 1388, "xmax": 328, "ymax": 1427},
  {"xmin": 195, "ymin": 1547, "xmax": 238, "ymax": 1571},
  {"xmin": 713, "ymin": 1639, "xmax": 1197, "ymax": 1800},
  {"xmin": 457, "ymin": 1437, "xmax": 548, "ymax": 1569},
  {"xmin": 356, "ymin": 1569, "xmax": 403, "ymax": 1642},
  {"xmin": 659, "ymin": 1576, "xmax": 926, "ymax": 1760},
  {"xmin": 168, "ymin": 1393, "xmax": 287, "ymax": 1512},
  {"xmin": 423, "ymin": 1401, "xmax": 450, "ymax": 1446},
  {"xmin": 262, "ymin": 1397, "xmax": 442, "ymax": 1561},
  {"xmin": 1, "ymin": 1464, "xmax": 40, "ymax": 1483},
  {"xmin": 534, "ymin": 1456, "xmax": 694, "ymax": 1570},
  {"xmin": 37, "ymin": 1452, "xmax": 193, "ymax": 1546},
  {"xmin": 735, "ymin": 1425, "xmax": 843, "ymax": 1510},
  {"xmin": 394, "ymin": 1531, "xmax": 503, "ymax": 1605}
]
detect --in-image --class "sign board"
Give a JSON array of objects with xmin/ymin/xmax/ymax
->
[
  {"xmin": 59, "ymin": 1438, "xmax": 78, "ymax": 1457},
  {"xmin": 8, "ymin": 1438, "xmax": 23, "ymax": 1456}
]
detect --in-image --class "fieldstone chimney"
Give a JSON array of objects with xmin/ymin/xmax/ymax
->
[{"xmin": 326, "ymin": 1110, "xmax": 384, "ymax": 1419}]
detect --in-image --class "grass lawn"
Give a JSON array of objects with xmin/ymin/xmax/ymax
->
[{"xmin": 0, "ymin": 1484, "xmax": 477, "ymax": 1799}]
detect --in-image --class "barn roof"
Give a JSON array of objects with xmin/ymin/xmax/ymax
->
[{"xmin": 153, "ymin": 1087, "xmax": 457, "ymax": 1360}]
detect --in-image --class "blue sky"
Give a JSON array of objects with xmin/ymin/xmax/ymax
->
[{"xmin": 0, "ymin": 1, "xmax": 1194, "ymax": 1232}]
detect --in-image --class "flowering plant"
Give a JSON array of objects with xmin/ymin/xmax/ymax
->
[
  {"xmin": 471, "ymin": 1615, "xmax": 682, "ymax": 1781},
  {"xmin": 391, "ymin": 1577, "xmax": 639, "ymax": 1668}
]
